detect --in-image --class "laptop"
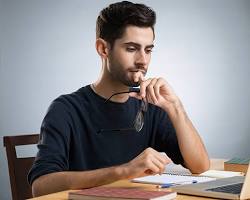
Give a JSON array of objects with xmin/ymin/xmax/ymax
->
[{"xmin": 172, "ymin": 164, "xmax": 250, "ymax": 199}]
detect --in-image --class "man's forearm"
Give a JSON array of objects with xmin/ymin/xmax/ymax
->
[
  {"xmin": 32, "ymin": 165, "xmax": 126, "ymax": 197},
  {"xmin": 165, "ymin": 102, "xmax": 210, "ymax": 173},
  {"xmin": 32, "ymin": 146, "xmax": 174, "ymax": 197}
]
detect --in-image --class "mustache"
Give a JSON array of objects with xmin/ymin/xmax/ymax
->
[{"xmin": 128, "ymin": 68, "xmax": 147, "ymax": 75}]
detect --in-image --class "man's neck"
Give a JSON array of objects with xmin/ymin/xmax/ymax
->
[{"xmin": 92, "ymin": 78, "xmax": 130, "ymax": 103}]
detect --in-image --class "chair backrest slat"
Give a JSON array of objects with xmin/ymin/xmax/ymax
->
[{"xmin": 3, "ymin": 134, "xmax": 39, "ymax": 200}]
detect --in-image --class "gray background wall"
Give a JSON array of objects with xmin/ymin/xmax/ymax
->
[{"xmin": 0, "ymin": 0, "xmax": 249, "ymax": 199}]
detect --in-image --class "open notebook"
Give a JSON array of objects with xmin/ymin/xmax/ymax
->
[
  {"xmin": 132, "ymin": 163, "xmax": 215, "ymax": 186},
  {"xmin": 132, "ymin": 173, "xmax": 215, "ymax": 186},
  {"xmin": 132, "ymin": 163, "xmax": 243, "ymax": 187}
]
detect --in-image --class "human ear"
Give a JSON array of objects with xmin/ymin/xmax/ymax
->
[{"xmin": 95, "ymin": 38, "xmax": 109, "ymax": 59}]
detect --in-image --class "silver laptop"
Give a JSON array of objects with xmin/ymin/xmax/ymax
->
[{"xmin": 172, "ymin": 164, "xmax": 250, "ymax": 199}]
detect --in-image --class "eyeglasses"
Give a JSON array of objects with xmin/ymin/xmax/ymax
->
[{"xmin": 97, "ymin": 88, "xmax": 148, "ymax": 133}]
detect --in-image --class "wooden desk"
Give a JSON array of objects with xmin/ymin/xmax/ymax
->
[{"xmin": 28, "ymin": 159, "xmax": 226, "ymax": 200}]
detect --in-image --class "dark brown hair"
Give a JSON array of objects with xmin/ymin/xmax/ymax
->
[{"xmin": 96, "ymin": 1, "xmax": 156, "ymax": 48}]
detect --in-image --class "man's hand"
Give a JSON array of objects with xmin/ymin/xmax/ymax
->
[
  {"xmin": 130, "ymin": 75, "xmax": 181, "ymax": 112},
  {"xmin": 131, "ymin": 73, "xmax": 210, "ymax": 174},
  {"xmin": 120, "ymin": 147, "xmax": 172, "ymax": 179}
]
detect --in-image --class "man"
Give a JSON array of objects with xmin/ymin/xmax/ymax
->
[{"xmin": 28, "ymin": 1, "xmax": 209, "ymax": 197}]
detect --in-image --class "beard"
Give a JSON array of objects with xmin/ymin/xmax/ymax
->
[
  {"xmin": 108, "ymin": 62, "xmax": 147, "ymax": 87},
  {"xmin": 107, "ymin": 52, "xmax": 147, "ymax": 87}
]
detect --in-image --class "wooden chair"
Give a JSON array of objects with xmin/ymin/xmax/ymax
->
[{"xmin": 3, "ymin": 134, "xmax": 39, "ymax": 200}]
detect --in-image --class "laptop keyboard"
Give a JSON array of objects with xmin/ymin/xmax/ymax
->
[{"xmin": 206, "ymin": 183, "xmax": 243, "ymax": 194}]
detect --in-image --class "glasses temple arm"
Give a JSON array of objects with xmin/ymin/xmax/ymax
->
[{"xmin": 104, "ymin": 88, "xmax": 140, "ymax": 103}]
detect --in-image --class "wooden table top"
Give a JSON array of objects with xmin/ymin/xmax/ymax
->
[{"xmin": 28, "ymin": 159, "xmax": 226, "ymax": 200}]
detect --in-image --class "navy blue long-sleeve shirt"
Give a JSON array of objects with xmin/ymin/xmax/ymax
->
[{"xmin": 28, "ymin": 85, "xmax": 184, "ymax": 185}]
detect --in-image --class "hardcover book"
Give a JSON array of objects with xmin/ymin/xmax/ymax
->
[
  {"xmin": 68, "ymin": 187, "xmax": 177, "ymax": 200},
  {"xmin": 224, "ymin": 157, "xmax": 250, "ymax": 173}
]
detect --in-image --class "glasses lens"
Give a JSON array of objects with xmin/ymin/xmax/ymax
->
[
  {"xmin": 141, "ymin": 99, "xmax": 148, "ymax": 112},
  {"xmin": 134, "ymin": 111, "xmax": 144, "ymax": 132}
]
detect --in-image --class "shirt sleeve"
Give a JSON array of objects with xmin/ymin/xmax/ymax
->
[
  {"xmin": 28, "ymin": 97, "xmax": 72, "ymax": 185},
  {"xmin": 152, "ymin": 108, "xmax": 184, "ymax": 165}
]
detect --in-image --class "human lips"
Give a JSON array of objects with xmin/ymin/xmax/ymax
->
[{"xmin": 129, "ymin": 69, "xmax": 146, "ymax": 75}]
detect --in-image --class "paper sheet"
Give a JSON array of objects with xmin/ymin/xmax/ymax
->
[
  {"xmin": 132, "ymin": 174, "xmax": 215, "ymax": 185},
  {"xmin": 200, "ymin": 170, "xmax": 244, "ymax": 178}
]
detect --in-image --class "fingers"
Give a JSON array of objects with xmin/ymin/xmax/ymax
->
[
  {"xmin": 146, "ymin": 78, "xmax": 158, "ymax": 104},
  {"xmin": 133, "ymin": 72, "xmax": 145, "ymax": 85},
  {"xmin": 139, "ymin": 78, "xmax": 152, "ymax": 98},
  {"xmin": 139, "ymin": 77, "xmax": 166, "ymax": 105},
  {"xmin": 154, "ymin": 78, "xmax": 166, "ymax": 100},
  {"xmin": 131, "ymin": 74, "xmax": 173, "ymax": 107},
  {"xmin": 124, "ymin": 147, "xmax": 173, "ymax": 179},
  {"xmin": 151, "ymin": 157, "xmax": 166, "ymax": 175},
  {"xmin": 130, "ymin": 76, "xmax": 179, "ymax": 111},
  {"xmin": 142, "ymin": 148, "xmax": 170, "ymax": 175}
]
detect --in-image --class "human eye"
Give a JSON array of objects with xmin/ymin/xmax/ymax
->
[
  {"xmin": 145, "ymin": 48, "xmax": 153, "ymax": 54},
  {"xmin": 126, "ymin": 46, "xmax": 136, "ymax": 52}
]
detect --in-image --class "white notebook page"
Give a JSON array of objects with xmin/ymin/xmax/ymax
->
[{"xmin": 132, "ymin": 174, "xmax": 215, "ymax": 185}]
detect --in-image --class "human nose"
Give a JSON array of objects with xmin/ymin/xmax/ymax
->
[{"xmin": 135, "ymin": 50, "xmax": 148, "ymax": 66}]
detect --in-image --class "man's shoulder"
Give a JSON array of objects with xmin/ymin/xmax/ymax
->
[
  {"xmin": 49, "ymin": 85, "xmax": 91, "ymax": 110},
  {"xmin": 55, "ymin": 85, "xmax": 90, "ymax": 101}
]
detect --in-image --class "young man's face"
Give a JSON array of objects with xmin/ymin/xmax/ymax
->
[{"xmin": 107, "ymin": 25, "xmax": 154, "ymax": 87}]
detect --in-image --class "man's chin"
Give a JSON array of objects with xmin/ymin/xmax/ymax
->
[{"xmin": 124, "ymin": 81, "xmax": 140, "ymax": 87}]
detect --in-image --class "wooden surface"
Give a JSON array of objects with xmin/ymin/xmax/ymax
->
[{"xmin": 28, "ymin": 159, "xmax": 226, "ymax": 200}]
